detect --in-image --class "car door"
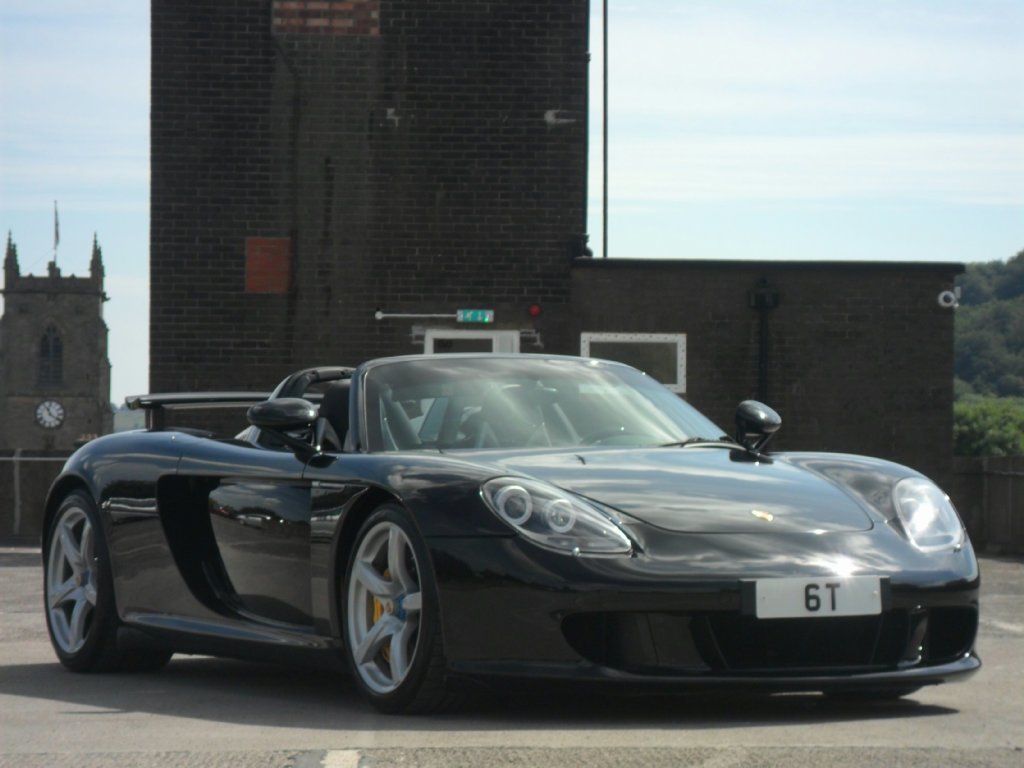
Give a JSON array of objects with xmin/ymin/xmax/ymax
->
[{"xmin": 176, "ymin": 440, "xmax": 315, "ymax": 626}]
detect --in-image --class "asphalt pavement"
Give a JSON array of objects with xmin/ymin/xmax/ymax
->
[{"xmin": 1, "ymin": 546, "xmax": 1022, "ymax": 767}]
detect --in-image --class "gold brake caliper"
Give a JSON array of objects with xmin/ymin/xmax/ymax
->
[{"xmin": 373, "ymin": 569, "xmax": 391, "ymax": 662}]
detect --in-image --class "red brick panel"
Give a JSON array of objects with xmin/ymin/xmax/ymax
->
[
  {"xmin": 245, "ymin": 237, "xmax": 292, "ymax": 293},
  {"xmin": 272, "ymin": 0, "xmax": 380, "ymax": 36}
]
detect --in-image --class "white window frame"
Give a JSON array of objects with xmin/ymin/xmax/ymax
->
[
  {"xmin": 580, "ymin": 332, "xmax": 687, "ymax": 393},
  {"xmin": 424, "ymin": 328, "xmax": 521, "ymax": 354}
]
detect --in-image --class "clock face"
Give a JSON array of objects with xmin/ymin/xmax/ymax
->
[{"xmin": 35, "ymin": 399, "xmax": 66, "ymax": 429}]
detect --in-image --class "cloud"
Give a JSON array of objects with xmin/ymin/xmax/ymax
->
[
  {"xmin": 594, "ymin": 133, "xmax": 1024, "ymax": 205},
  {"xmin": 589, "ymin": 1, "xmax": 1024, "ymax": 213},
  {"xmin": 0, "ymin": 1, "xmax": 149, "ymax": 214},
  {"xmin": 609, "ymin": 5, "xmax": 1022, "ymax": 86},
  {"xmin": 593, "ymin": 0, "xmax": 1024, "ymax": 131}
]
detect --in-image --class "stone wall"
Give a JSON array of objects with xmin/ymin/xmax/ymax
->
[{"xmin": 0, "ymin": 451, "xmax": 68, "ymax": 544}]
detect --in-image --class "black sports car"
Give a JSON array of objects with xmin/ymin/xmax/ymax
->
[{"xmin": 42, "ymin": 354, "xmax": 979, "ymax": 713}]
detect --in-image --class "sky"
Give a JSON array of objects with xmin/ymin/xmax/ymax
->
[{"xmin": 1, "ymin": 0, "xmax": 1022, "ymax": 402}]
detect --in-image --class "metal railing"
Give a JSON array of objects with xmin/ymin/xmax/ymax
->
[{"xmin": 1, "ymin": 452, "xmax": 70, "ymax": 537}]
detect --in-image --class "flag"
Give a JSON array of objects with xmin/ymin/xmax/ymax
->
[{"xmin": 53, "ymin": 201, "xmax": 60, "ymax": 253}]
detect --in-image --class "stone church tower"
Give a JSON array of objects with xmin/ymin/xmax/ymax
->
[{"xmin": 0, "ymin": 234, "xmax": 112, "ymax": 450}]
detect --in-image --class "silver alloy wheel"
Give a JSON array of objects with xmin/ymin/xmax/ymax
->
[
  {"xmin": 46, "ymin": 505, "xmax": 98, "ymax": 654},
  {"xmin": 347, "ymin": 520, "xmax": 423, "ymax": 694}
]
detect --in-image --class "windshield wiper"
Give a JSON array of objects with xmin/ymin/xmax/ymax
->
[{"xmin": 659, "ymin": 436, "xmax": 736, "ymax": 448}]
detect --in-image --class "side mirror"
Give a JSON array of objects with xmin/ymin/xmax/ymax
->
[
  {"xmin": 735, "ymin": 400, "xmax": 781, "ymax": 455},
  {"xmin": 247, "ymin": 397, "xmax": 318, "ymax": 430},
  {"xmin": 248, "ymin": 398, "xmax": 320, "ymax": 457}
]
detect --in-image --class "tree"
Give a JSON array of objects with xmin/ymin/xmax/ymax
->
[
  {"xmin": 953, "ymin": 397, "xmax": 1024, "ymax": 456},
  {"xmin": 954, "ymin": 252, "xmax": 1024, "ymax": 456},
  {"xmin": 955, "ymin": 296, "xmax": 1024, "ymax": 397},
  {"xmin": 957, "ymin": 249, "xmax": 1024, "ymax": 306}
]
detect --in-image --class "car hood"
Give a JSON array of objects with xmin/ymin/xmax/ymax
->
[{"xmin": 485, "ymin": 447, "xmax": 875, "ymax": 534}]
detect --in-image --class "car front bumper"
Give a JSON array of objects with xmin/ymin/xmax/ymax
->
[{"xmin": 428, "ymin": 533, "xmax": 981, "ymax": 693}]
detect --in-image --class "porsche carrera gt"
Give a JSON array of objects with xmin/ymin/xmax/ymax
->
[{"xmin": 42, "ymin": 354, "xmax": 979, "ymax": 713}]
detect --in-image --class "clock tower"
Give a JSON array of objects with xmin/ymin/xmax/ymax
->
[{"xmin": 0, "ymin": 233, "xmax": 112, "ymax": 451}]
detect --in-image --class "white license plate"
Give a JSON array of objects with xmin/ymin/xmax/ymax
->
[{"xmin": 755, "ymin": 576, "xmax": 882, "ymax": 619}]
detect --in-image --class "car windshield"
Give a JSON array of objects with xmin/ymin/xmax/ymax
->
[{"xmin": 361, "ymin": 356, "xmax": 726, "ymax": 452}]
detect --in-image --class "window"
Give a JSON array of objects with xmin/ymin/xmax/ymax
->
[
  {"xmin": 362, "ymin": 355, "xmax": 719, "ymax": 452},
  {"xmin": 424, "ymin": 329, "xmax": 520, "ymax": 354},
  {"xmin": 580, "ymin": 332, "xmax": 687, "ymax": 393},
  {"xmin": 39, "ymin": 325, "xmax": 63, "ymax": 386}
]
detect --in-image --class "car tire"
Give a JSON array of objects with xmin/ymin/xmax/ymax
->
[
  {"xmin": 43, "ymin": 490, "xmax": 172, "ymax": 674},
  {"xmin": 342, "ymin": 505, "xmax": 453, "ymax": 713}
]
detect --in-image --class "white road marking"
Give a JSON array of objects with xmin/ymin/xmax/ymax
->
[
  {"xmin": 323, "ymin": 750, "xmax": 361, "ymax": 768},
  {"xmin": 981, "ymin": 618, "xmax": 1024, "ymax": 635}
]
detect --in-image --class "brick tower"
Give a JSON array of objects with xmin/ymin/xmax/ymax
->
[{"xmin": 150, "ymin": 0, "xmax": 590, "ymax": 392}]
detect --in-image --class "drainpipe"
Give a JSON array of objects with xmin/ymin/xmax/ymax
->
[
  {"xmin": 748, "ymin": 278, "xmax": 780, "ymax": 402},
  {"xmin": 602, "ymin": 0, "xmax": 608, "ymax": 258}
]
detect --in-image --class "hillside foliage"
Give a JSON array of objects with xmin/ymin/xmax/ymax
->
[{"xmin": 954, "ymin": 250, "xmax": 1024, "ymax": 455}]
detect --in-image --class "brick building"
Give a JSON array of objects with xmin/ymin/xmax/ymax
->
[
  {"xmin": 0, "ymin": 234, "xmax": 112, "ymax": 451},
  {"xmin": 151, "ymin": 0, "xmax": 586, "ymax": 393},
  {"xmin": 570, "ymin": 259, "xmax": 962, "ymax": 485},
  {"xmin": 150, "ymin": 0, "xmax": 961, "ymax": 487}
]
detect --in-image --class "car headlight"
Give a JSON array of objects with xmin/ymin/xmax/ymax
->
[
  {"xmin": 892, "ymin": 477, "xmax": 965, "ymax": 552},
  {"xmin": 482, "ymin": 477, "xmax": 633, "ymax": 555}
]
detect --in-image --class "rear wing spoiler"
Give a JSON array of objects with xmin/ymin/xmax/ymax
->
[{"xmin": 125, "ymin": 392, "xmax": 271, "ymax": 431}]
